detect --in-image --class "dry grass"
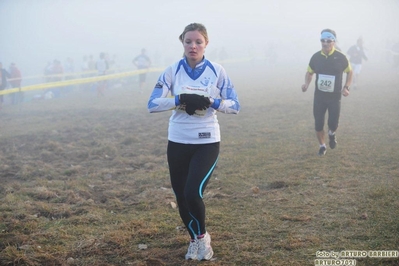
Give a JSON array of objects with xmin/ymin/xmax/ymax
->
[{"xmin": 0, "ymin": 63, "xmax": 398, "ymax": 265}]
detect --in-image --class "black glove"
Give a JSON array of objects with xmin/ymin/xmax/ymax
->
[
  {"xmin": 185, "ymin": 104, "xmax": 199, "ymax": 115},
  {"xmin": 179, "ymin": 93, "xmax": 210, "ymax": 106},
  {"xmin": 179, "ymin": 94, "xmax": 211, "ymax": 115}
]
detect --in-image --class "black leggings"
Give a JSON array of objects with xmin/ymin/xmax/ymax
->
[
  {"xmin": 167, "ymin": 141, "xmax": 220, "ymax": 239},
  {"xmin": 313, "ymin": 97, "xmax": 341, "ymax": 132}
]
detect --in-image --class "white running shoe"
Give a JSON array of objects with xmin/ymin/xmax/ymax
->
[
  {"xmin": 185, "ymin": 240, "xmax": 198, "ymax": 260},
  {"xmin": 197, "ymin": 232, "xmax": 214, "ymax": 260}
]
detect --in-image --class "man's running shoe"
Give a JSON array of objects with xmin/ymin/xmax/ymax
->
[
  {"xmin": 329, "ymin": 134, "xmax": 337, "ymax": 149},
  {"xmin": 318, "ymin": 146, "xmax": 327, "ymax": 156},
  {"xmin": 197, "ymin": 232, "xmax": 214, "ymax": 261},
  {"xmin": 185, "ymin": 239, "xmax": 198, "ymax": 260}
]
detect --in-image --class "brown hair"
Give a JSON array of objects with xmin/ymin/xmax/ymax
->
[{"xmin": 179, "ymin": 23, "xmax": 209, "ymax": 43}]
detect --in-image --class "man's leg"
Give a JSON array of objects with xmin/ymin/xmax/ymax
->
[
  {"xmin": 314, "ymin": 97, "xmax": 328, "ymax": 155},
  {"xmin": 327, "ymin": 99, "xmax": 341, "ymax": 149},
  {"xmin": 316, "ymin": 130, "xmax": 325, "ymax": 146}
]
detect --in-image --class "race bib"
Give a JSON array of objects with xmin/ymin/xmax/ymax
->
[
  {"xmin": 317, "ymin": 74, "xmax": 335, "ymax": 93},
  {"xmin": 177, "ymin": 85, "xmax": 211, "ymax": 97}
]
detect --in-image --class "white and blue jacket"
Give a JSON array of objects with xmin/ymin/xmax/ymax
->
[{"xmin": 147, "ymin": 57, "xmax": 240, "ymax": 144}]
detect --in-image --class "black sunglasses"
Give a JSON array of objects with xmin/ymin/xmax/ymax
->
[{"xmin": 320, "ymin": 39, "xmax": 334, "ymax": 43}]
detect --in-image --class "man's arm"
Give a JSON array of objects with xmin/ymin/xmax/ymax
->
[
  {"xmin": 342, "ymin": 70, "xmax": 353, "ymax": 97},
  {"xmin": 301, "ymin": 71, "xmax": 314, "ymax": 92}
]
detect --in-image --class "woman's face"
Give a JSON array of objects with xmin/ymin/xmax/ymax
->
[{"xmin": 183, "ymin": 30, "xmax": 208, "ymax": 65}]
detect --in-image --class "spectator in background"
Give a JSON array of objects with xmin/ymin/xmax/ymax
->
[
  {"xmin": 96, "ymin": 52, "xmax": 108, "ymax": 97},
  {"xmin": 88, "ymin": 55, "xmax": 96, "ymax": 75},
  {"xmin": 133, "ymin": 48, "xmax": 151, "ymax": 92},
  {"xmin": 9, "ymin": 63, "xmax": 23, "ymax": 104},
  {"xmin": 44, "ymin": 61, "xmax": 53, "ymax": 83},
  {"xmin": 50, "ymin": 60, "xmax": 64, "ymax": 81},
  {"xmin": 347, "ymin": 37, "xmax": 368, "ymax": 89},
  {"xmin": 64, "ymin": 57, "xmax": 75, "ymax": 93},
  {"xmin": 108, "ymin": 54, "xmax": 116, "ymax": 73},
  {"xmin": 50, "ymin": 59, "xmax": 64, "ymax": 98},
  {"xmin": 81, "ymin": 56, "xmax": 89, "ymax": 76},
  {"xmin": 0, "ymin": 62, "xmax": 11, "ymax": 110},
  {"xmin": 108, "ymin": 54, "xmax": 122, "ymax": 87},
  {"xmin": 80, "ymin": 56, "xmax": 90, "ymax": 91},
  {"xmin": 64, "ymin": 57, "xmax": 75, "ymax": 76}
]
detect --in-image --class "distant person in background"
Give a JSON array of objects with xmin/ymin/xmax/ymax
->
[
  {"xmin": 9, "ymin": 63, "xmax": 23, "ymax": 104},
  {"xmin": 96, "ymin": 52, "xmax": 108, "ymax": 97},
  {"xmin": 88, "ymin": 55, "xmax": 96, "ymax": 76},
  {"xmin": 80, "ymin": 56, "xmax": 90, "ymax": 91},
  {"xmin": 147, "ymin": 23, "xmax": 240, "ymax": 261},
  {"xmin": 44, "ymin": 61, "xmax": 53, "ymax": 83},
  {"xmin": 50, "ymin": 59, "xmax": 64, "ymax": 98},
  {"xmin": 87, "ymin": 55, "xmax": 96, "ymax": 91},
  {"xmin": 107, "ymin": 54, "xmax": 116, "ymax": 73},
  {"xmin": 64, "ymin": 57, "xmax": 75, "ymax": 93},
  {"xmin": 109, "ymin": 54, "xmax": 123, "ymax": 87},
  {"xmin": 0, "ymin": 62, "xmax": 11, "ymax": 110},
  {"xmin": 50, "ymin": 60, "xmax": 64, "ymax": 82},
  {"xmin": 64, "ymin": 57, "xmax": 75, "ymax": 77},
  {"xmin": 347, "ymin": 37, "xmax": 368, "ymax": 89},
  {"xmin": 301, "ymin": 29, "xmax": 353, "ymax": 156},
  {"xmin": 132, "ymin": 48, "xmax": 151, "ymax": 92},
  {"xmin": 81, "ymin": 56, "xmax": 89, "ymax": 77}
]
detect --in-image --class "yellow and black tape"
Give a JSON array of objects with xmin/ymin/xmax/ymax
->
[{"xmin": 0, "ymin": 68, "xmax": 163, "ymax": 96}]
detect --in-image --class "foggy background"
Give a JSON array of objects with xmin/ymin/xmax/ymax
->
[{"xmin": 1, "ymin": 0, "xmax": 399, "ymax": 80}]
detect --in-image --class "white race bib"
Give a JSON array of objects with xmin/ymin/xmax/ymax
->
[
  {"xmin": 177, "ymin": 85, "xmax": 210, "ymax": 97},
  {"xmin": 317, "ymin": 74, "xmax": 335, "ymax": 93}
]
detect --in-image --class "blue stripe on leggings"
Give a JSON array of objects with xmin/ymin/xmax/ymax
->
[{"xmin": 199, "ymin": 157, "xmax": 219, "ymax": 198}]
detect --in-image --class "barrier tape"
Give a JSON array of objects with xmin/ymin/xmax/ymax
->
[
  {"xmin": 0, "ymin": 68, "xmax": 163, "ymax": 96},
  {"xmin": 7, "ymin": 66, "xmax": 132, "ymax": 82},
  {"xmin": 1, "ymin": 57, "xmax": 256, "ymax": 96}
]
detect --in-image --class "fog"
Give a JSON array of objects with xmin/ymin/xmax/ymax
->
[{"xmin": 1, "ymin": 0, "xmax": 399, "ymax": 78}]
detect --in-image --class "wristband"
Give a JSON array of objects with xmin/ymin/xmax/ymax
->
[
  {"xmin": 343, "ymin": 86, "xmax": 349, "ymax": 91},
  {"xmin": 211, "ymin": 99, "xmax": 221, "ymax": 109}
]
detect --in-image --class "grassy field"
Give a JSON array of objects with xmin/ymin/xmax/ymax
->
[{"xmin": 0, "ymin": 62, "xmax": 398, "ymax": 266}]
